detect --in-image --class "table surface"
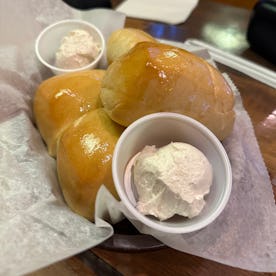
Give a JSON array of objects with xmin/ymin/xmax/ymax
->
[{"xmin": 29, "ymin": 0, "xmax": 276, "ymax": 275}]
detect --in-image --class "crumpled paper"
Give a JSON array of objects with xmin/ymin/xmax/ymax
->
[
  {"xmin": 97, "ymin": 45, "xmax": 276, "ymax": 272},
  {"xmin": 0, "ymin": 1, "xmax": 125, "ymax": 275},
  {"xmin": 1, "ymin": 0, "xmax": 276, "ymax": 275}
]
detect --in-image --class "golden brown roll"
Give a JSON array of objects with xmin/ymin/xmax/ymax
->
[
  {"xmin": 33, "ymin": 70, "xmax": 105, "ymax": 157},
  {"xmin": 106, "ymin": 28, "xmax": 157, "ymax": 64},
  {"xmin": 100, "ymin": 42, "xmax": 235, "ymax": 140},
  {"xmin": 56, "ymin": 108, "xmax": 124, "ymax": 221}
]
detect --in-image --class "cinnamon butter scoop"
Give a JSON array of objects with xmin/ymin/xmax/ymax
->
[
  {"xmin": 133, "ymin": 142, "xmax": 213, "ymax": 221},
  {"xmin": 55, "ymin": 29, "xmax": 101, "ymax": 69}
]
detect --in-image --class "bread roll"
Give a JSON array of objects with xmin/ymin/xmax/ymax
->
[
  {"xmin": 100, "ymin": 42, "xmax": 235, "ymax": 140},
  {"xmin": 107, "ymin": 28, "xmax": 157, "ymax": 64},
  {"xmin": 33, "ymin": 70, "xmax": 105, "ymax": 157},
  {"xmin": 57, "ymin": 108, "xmax": 124, "ymax": 221}
]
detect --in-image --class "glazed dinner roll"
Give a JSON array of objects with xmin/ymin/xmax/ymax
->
[
  {"xmin": 56, "ymin": 108, "xmax": 124, "ymax": 221},
  {"xmin": 106, "ymin": 28, "xmax": 157, "ymax": 64},
  {"xmin": 101, "ymin": 42, "xmax": 235, "ymax": 140},
  {"xmin": 33, "ymin": 70, "xmax": 105, "ymax": 157}
]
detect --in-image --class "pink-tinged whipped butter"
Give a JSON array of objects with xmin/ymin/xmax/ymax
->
[
  {"xmin": 133, "ymin": 142, "xmax": 213, "ymax": 221},
  {"xmin": 55, "ymin": 29, "xmax": 100, "ymax": 69}
]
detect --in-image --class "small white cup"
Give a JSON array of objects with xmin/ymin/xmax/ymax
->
[
  {"xmin": 112, "ymin": 112, "xmax": 232, "ymax": 234},
  {"xmin": 35, "ymin": 19, "xmax": 105, "ymax": 75}
]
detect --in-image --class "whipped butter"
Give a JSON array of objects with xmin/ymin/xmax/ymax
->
[
  {"xmin": 55, "ymin": 29, "xmax": 101, "ymax": 69},
  {"xmin": 133, "ymin": 142, "xmax": 213, "ymax": 221}
]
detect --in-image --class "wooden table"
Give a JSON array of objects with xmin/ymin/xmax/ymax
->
[{"xmin": 30, "ymin": 0, "xmax": 276, "ymax": 275}]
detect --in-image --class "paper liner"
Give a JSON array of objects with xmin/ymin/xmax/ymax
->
[{"xmin": 0, "ymin": 0, "xmax": 275, "ymax": 274}]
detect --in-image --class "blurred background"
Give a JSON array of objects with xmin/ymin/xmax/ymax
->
[
  {"xmin": 212, "ymin": 0, "xmax": 258, "ymax": 9},
  {"xmin": 64, "ymin": 0, "xmax": 259, "ymax": 10}
]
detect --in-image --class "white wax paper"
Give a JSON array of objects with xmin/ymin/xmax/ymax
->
[{"xmin": 1, "ymin": 0, "xmax": 275, "ymax": 274}]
